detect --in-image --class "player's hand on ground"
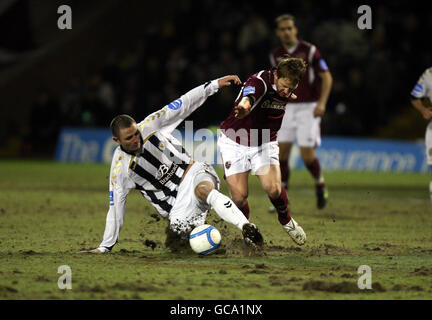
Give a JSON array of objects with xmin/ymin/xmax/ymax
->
[
  {"xmin": 218, "ymin": 75, "xmax": 242, "ymax": 88},
  {"xmin": 234, "ymin": 97, "xmax": 252, "ymax": 119},
  {"xmin": 78, "ymin": 248, "xmax": 103, "ymax": 254},
  {"xmin": 421, "ymin": 108, "xmax": 432, "ymax": 120},
  {"xmin": 313, "ymin": 102, "xmax": 326, "ymax": 117}
]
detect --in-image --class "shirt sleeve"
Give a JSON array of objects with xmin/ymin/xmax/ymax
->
[
  {"xmin": 97, "ymin": 153, "xmax": 134, "ymax": 253},
  {"xmin": 269, "ymin": 52, "xmax": 277, "ymax": 68},
  {"xmin": 137, "ymin": 79, "xmax": 220, "ymax": 137},
  {"xmin": 411, "ymin": 69, "xmax": 429, "ymax": 99},
  {"xmin": 311, "ymin": 48, "xmax": 330, "ymax": 74},
  {"xmin": 240, "ymin": 75, "xmax": 266, "ymax": 106}
]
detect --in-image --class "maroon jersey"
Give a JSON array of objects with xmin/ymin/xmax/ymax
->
[
  {"xmin": 220, "ymin": 68, "xmax": 292, "ymax": 146},
  {"xmin": 269, "ymin": 39, "xmax": 329, "ymax": 103}
]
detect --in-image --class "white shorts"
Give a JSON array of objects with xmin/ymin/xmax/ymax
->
[
  {"xmin": 426, "ymin": 121, "xmax": 432, "ymax": 165},
  {"xmin": 277, "ymin": 102, "xmax": 322, "ymax": 147},
  {"xmin": 169, "ymin": 161, "xmax": 220, "ymax": 235},
  {"xmin": 217, "ymin": 132, "xmax": 280, "ymax": 177}
]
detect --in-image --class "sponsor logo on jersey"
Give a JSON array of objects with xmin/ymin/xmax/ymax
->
[
  {"xmin": 156, "ymin": 164, "xmax": 170, "ymax": 180},
  {"xmin": 159, "ymin": 163, "xmax": 179, "ymax": 185},
  {"xmin": 168, "ymin": 99, "xmax": 183, "ymax": 110},
  {"xmin": 243, "ymin": 86, "xmax": 255, "ymax": 96},
  {"xmin": 319, "ymin": 59, "xmax": 329, "ymax": 71},
  {"xmin": 261, "ymin": 99, "xmax": 286, "ymax": 110},
  {"xmin": 109, "ymin": 191, "xmax": 114, "ymax": 206}
]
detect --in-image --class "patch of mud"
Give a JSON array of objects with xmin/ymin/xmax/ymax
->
[
  {"xmin": 220, "ymin": 238, "xmax": 266, "ymax": 257},
  {"xmin": 20, "ymin": 250, "xmax": 39, "ymax": 255},
  {"xmin": 35, "ymin": 276, "xmax": 50, "ymax": 282},
  {"xmin": 391, "ymin": 284, "xmax": 423, "ymax": 291},
  {"xmin": 144, "ymin": 239, "xmax": 157, "ymax": 250},
  {"xmin": 148, "ymin": 213, "xmax": 161, "ymax": 223},
  {"xmin": 411, "ymin": 267, "xmax": 432, "ymax": 276},
  {"xmin": 164, "ymin": 225, "xmax": 190, "ymax": 253},
  {"xmin": 306, "ymin": 244, "xmax": 350, "ymax": 257},
  {"xmin": 118, "ymin": 249, "xmax": 141, "ymax": 254},
  {"xmin": 78, "ymin": 285, "xmax": 105, "ymax": 293},
  {"xmin": 302, "ymin": 280, "xmax": 386, "ymax": 293},
  {"xmin": 110, "ymin": 282, "xmax": 163, "ymax": 292},
  {"xmin": 0, "ymin": 286, "xmax": 18, "ymax": 293}
]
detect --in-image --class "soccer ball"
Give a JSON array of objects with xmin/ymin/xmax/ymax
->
[{"xmin": 189, "ymin": 224, "xmax": 221, "ymax": 255}]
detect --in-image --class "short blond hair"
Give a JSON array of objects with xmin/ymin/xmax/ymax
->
[
  {"xmin": 276, "ymin": 57, "xmax": 306, "ymax": 85},
  {"xmin": 275, "ymin": 14, "xmax": 296, "ymax": 27}
]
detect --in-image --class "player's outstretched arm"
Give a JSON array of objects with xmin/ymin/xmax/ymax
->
[
  {"xmin": 234, "ymin": 96, "xmax": 254, "ymax": 119},
  {"xmin": 78, "ymin": 152, "xmax": 134, "ymax": 254},
  {"xmin": 138, "ymin": 75, "xmax": 241, "ymax": 135},
  {"xmin": 218, "ymin": 75, "xmax": 242, "ymax": 88}
]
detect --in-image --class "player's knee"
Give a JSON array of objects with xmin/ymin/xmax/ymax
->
[
  {"xmin": 194, "ymin": 181, "xmax": 215, "ymax": 202},
  {"xmin": 300, "ymin": 148, "xmax": 315, "ymax": 164},
  {"xmin": 232, "ymin": 193, "xmax": 248, "ymax": 208},
  {"xmin": 265, "ymin": 183, "xmax": 281, "ymax": 199}
]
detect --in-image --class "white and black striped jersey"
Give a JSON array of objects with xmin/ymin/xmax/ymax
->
[{"xmin": 98, "ymin": 79, "xmax": 220, "ymax": 252}]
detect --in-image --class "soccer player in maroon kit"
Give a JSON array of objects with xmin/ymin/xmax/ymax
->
[
  {"xmin": 270, "ymin": 14, "xmax": 333, "ymax": 209},
  {"xmin": 217, "ymin": 58, "xmax": 307, "ymax": 245}
]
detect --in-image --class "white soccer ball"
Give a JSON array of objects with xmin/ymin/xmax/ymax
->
[{"xmin": 189, "ymin": 224, "xmax": 221, "ymax": 255}]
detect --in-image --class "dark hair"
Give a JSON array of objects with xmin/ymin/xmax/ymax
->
[
  {"xmin": 110, "ymin": 114, "xmax": 136, "ymax": 138},
  {"xmin": 275, "ymin": 14, "xmax": 296, "ymax": 28},
  {"xmin": 276, "ymin": 57, "xmax": 307, "ymax": 85}
]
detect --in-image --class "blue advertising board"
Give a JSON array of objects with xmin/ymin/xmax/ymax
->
[{"xmin": 55, "ymin": 128, "xmax": 427, "ymax": 172}]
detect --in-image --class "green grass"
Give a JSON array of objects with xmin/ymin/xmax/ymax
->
[{"xmin": 0, "ymin": 160, "xmax": 432, "ymax": 299}]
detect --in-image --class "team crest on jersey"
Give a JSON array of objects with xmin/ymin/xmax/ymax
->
[
  {"xmin": 225, "ymin": 161, "xmax": 231, "ymax": 169},
  {"xmin": 159, "ymin": 142, "xmax": 165, "ymax": 150}
]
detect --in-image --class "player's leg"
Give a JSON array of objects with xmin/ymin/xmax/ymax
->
[
  {"xmin": 299, "ymin": 146, "xmax": 327, "ymax": 209},
  {"xmin": 277, "ymin": 103, "xmax": 297, "ymax": 190},
  {"xmin": 193, "ymin": 166, "xmax": 263, "ymax": 246},
  {"xmin": 217, "ymin": 132, "xmax": 252, "ymax": 219},
  {"xmin": 297, "ymin": 103, "xmax": 327, "ymax": 209},
  {"xmin": 252, "ymin": 143, "xmax": 306, "ymax": 245},
  {"xmin": 278, "ymin": 142, "xmax": 293, "ymax": 189},
  {"xmin": 225, "ymin": 171, "xmax": 250, "ymax": 219}
]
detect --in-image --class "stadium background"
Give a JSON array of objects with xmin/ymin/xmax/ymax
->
[
  {"xmin": 1, "ymin": 0, "xmax": 432, "ymax": 302},
  {"xmin": 0, "ymin": 0, "xmax": 430, "ymax": 160}
]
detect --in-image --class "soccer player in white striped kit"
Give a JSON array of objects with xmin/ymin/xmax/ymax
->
[
  {"xmin": 81, "ymin": 75, "xmax": 263, "ymax": 254},
  {"xmin": 411, "ymin": 67, "xmax": 432, "ymax": 203}
]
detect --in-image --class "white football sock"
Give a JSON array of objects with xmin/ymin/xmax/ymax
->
[{"xmin": 206, "ymin": 189, "xmax": 249, "ymax": 230}]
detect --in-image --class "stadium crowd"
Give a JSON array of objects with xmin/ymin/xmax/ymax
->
[{"xmin": 27, "ymin": 0, "xmax": 430, "ymax": 153}]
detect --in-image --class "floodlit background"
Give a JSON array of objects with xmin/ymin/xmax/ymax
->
[{"xmin": 0, "ymin": 0, "xmax": 430, "ymax": 160}]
